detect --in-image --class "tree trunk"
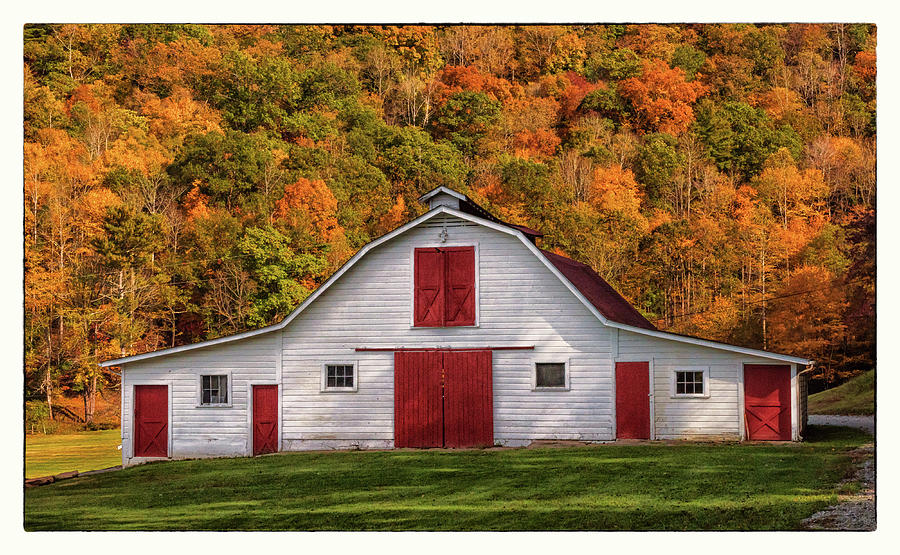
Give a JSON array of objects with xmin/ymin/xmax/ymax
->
[
  {"xmin": 82, "ymin": 390, "xmax": 89, "ymax": 426},
  {"xmin": 46, "ymin": 307, "xmax": 53, "ymax": 421},
  {"xmin": 760, "ymin": 246, "xmax": 768, "ymax": 351},
  {"xmin": 88, "ymin": 373, "xmax": 97, "ymax": 425}
]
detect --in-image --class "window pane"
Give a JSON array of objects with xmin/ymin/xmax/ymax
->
[
  {"xmin": 676, "ymin": 371, "xmax": 704, "ymax": 395},
  {"xmin": 326, "ymin": 365, "xmax": 354, "ymax": 389},
  {"xmin": 536, "ymin": 363, "xmax": 566, "ymax": 387},
  {"xmin": 218, "ymin": 376, "xmax": 228, "ymax": 403},
  {"xmin": 201, "ymin": 375, "xmax": 227, "ymax": 404}
]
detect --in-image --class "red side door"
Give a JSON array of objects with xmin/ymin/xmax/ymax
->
[
  {"xmin": 443, "ymin": 350, "xmax": 493, "ymax": 448},
  {"xmin": 744, "ymin": 364, "xmax": 792, "ymax": 441},
  {"xmin": 616, "ymin": 362, "xmax": 650, "ymax": 439},
  {"xmin": 134, "ymin": 385, "xmax": 168, "ymax": 457},
  {"xmin": 394, "ymin": 351, "xmax": 444, "ymax": 448},
  {"xmin": 252, "ymin": 385, "xmax": 279, "ymax": 455}
]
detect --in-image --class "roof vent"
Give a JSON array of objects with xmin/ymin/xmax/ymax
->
[{"xmin": 418, "ymin": 186, "xmax": 468, "ymax": 210}]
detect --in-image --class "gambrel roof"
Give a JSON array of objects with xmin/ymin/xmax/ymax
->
[{"xmin": 101, "ymin": 188, "xmax": 811, "ymax": 367}]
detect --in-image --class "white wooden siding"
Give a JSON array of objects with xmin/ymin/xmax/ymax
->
[{"xmin": 280, "ymin": 214, "xmax": 614, "ymax": 449}]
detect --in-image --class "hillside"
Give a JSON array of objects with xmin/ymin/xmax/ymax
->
[
  {"xmin": 808, "ymin": 370, "xmax": 875, "ymax": 415},
  {"xmin": 23, "ymin": 24, "xmax": 876, "ymax": 423}
]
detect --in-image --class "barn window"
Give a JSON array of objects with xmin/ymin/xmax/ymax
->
[
  {"xmin": 322, "ymin": 363, "xmax": 358, "ymax": 392},
  {"xmin": 534, "ymin": 361, "xmax": 570, "ymax": 390},
  {"xmin": 413, "ymin": 246, "xmax": 477, "ymax": 327},
  {"xmin": 672, "ymin": 368, "xmax": 709, "ymax": 398},
  {"xmin": 200, "ymin": 375, "xmax": 229, "ymax": 405}
]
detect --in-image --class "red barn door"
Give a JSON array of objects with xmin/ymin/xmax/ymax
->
[
  {"xmin": 394, "ymin": 350, "xmax": 493, "ymax": 448},
  {"xmin": 394, "ymin": 351, "xmax": 444, "ymax": 448},
  {"xmin": 134, "ymin": 385, "xmax": 168, "ymax": 457},
  {"xmin": 744, "ymin": 365, "xmax": 792, "ymax": 441},
  {"xmin": 252, "ymin": 385, "xmax": 279, "ymax": 455},
  {"xmin": 443, "ymin": 350, "xmax": 493, "ymax": 448},
  {"xmin": 616, "ymin": 362, "xmax": 650, "ymax": 439}
]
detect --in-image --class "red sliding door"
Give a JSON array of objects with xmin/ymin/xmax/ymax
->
[
  {"xmin": 394, "ymin": 351, "xmax": 444, "ymax": 448},
  {"xmin": 394, "ymin": 350, "xmax": 493, "ymax": 448},
  {"xmin": 443, "ymin": 350, "xmax": 493, "ymax": 448}
]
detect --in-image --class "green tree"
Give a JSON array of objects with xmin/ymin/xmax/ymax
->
[
  {"xmin": 694, "ymin": 100, "xmax": 802, "ymax": 178},
  {"xmin": 375, "ymin": 125, "xmax": 468, "ymax": 194},
  {"xmin": 578, "ymin": 86, "xmax": 629, "ymax": 126},
  {"xmin": 635, "ymin": 133, "xmax": 682, "ymax": 207},
  {"xmin": 583, "ymin": 47, "xmax": 642, "ymax": 81},
  {"xmin": 91, "ymin": 205, "xmax": 165, "ymax": 358},
  {"xmin": 237, "ymin": 225, "xmax": 325, "ymax": 327},
  {"xmin": 168, "ymin": 130, "xmax": 289, "ymax": 210},
  {"xmin": 671, "ymin": 45, "xmax": 707, "ymax": 80},
  {"xmin": 430, "ymin": 91, "xmax": 501, "ymax": 158}
]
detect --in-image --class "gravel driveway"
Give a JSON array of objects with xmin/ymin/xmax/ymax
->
[
  {"xmin": 802, "ymin": 414, "xmax": 875, "ymax": 530},
  {"xmin": 808, "ymin": 414, "xmax": 875, "ymax": 435}
]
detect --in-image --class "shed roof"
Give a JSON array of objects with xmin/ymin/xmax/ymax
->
[{"xmin": 540, "ymin": 250, "xmax": 656, "ymax": 330}]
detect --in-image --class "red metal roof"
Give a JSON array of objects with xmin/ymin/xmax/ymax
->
[
  {"xmin": 540, "ymin": 250, "xmax": 657, "ymax": 331},
  {"xmin": 507, "ymin": 223, "xmax": 544, "ymax": 238}
]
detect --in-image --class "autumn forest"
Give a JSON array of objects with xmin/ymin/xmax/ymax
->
[{"xmin": 23, "ymin": 24, "xmax": 875, "ymax": 426}]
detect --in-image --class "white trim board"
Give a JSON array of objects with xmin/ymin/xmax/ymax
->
[
  {"xmin": 101, "ymin": 205, "xmax": 812, "ymax": 367},
  {"xmin": 418, "ymin": 186, "xmax": 469, "ymax": 204}
]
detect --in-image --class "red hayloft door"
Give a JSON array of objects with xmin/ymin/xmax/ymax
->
[
  {"xmin": 744, "ymin": 364, "xmax": 792, "ymax": 441},
  {"xmin": 615, "ymin": 362, "xmax": 650, "ymax": 439},
  {"xmin": 134, "ymin": 385, "xmax": 168, "ymax": 457},
  {"xmin": 253, "ymin": 385, "xmax": 279, "ymax": 455},
  {"xmin": 394, "ymin": 350, "xmax": 493, "ymax": 448}
]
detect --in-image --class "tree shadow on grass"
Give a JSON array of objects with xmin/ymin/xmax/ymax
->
[{"xmin": 25, "ymin": 426, "xmax": 867, "ymax": 531}]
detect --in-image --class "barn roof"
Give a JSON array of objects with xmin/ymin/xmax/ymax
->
[
  {"xmin": 101, "ymin": 189, "xmax": 811, "ymax": 367},
  {"xmin": 540, "ymin": 250, "xmax": 656, "ymax": 331}
]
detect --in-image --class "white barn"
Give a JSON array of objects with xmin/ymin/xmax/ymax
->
[{"xmin": 101, "ymin": 186, "xmax": 811, "ymax": 466}]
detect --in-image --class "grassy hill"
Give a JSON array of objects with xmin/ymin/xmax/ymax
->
[
  {"xmin": 25, "ymin": 429, "xmax": 121, "ymax": 478},
  {"xmin": 25, "ymin": 426, "xmax": 869, "ymax": 531},
  {"xmin": 808, "ymin": 371, "xmax": 875, "ymax": 415}
]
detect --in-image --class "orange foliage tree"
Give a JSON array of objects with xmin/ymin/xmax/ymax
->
[
  {"xmin": 769, "ymin": 266, "xmax": 849, "ymax": 384},
  {"xmin": 619, "ymin": 59, "xmax": 706, "ymax": 135},
  {"xmin": 275, "ymin": 177, "xmax": 343, "ymax": 243}
]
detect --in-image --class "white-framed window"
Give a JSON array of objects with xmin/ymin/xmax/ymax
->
[
  {"xmin": 198, "ymin": 373, "xmax": 232, "ymax": 406},
  {"xmin": 671, "ymin": 367, "xmax": 710, "ymax": 398},
  {"xmin": 533, "ymin": 360, "xmax": 570, "ymax": 391},
  {"xmin": 321, "ymin": 362, "xmax": 358, "ymax": 392}
]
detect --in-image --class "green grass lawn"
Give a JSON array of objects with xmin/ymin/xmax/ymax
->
[
  {"xmin": 809, "ymin": 371, "xmax": 875, "ymax": 415},
  {"xmin": 24, "ymin": 426, "xmax": 869, "ymax": 531},
  {"xmin": 25, "ymin": 429, "xmax": 121, "ymax": 479}
]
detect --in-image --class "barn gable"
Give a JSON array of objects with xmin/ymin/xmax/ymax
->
[{"xmin": 101, "ymin": 190, "xmax": 808, "ymax": 368}]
